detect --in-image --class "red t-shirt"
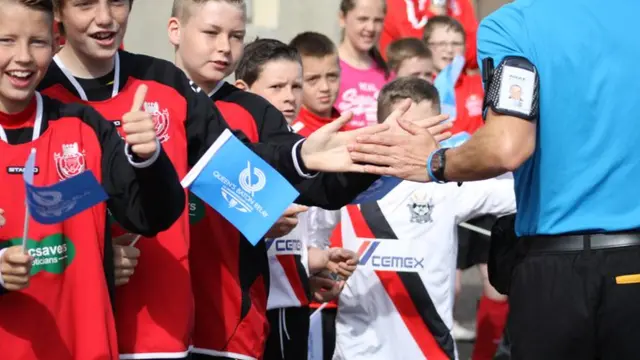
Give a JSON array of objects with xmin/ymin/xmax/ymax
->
[
  {"xmin": 451, "ymin": 72, "xmax": 484, "ymax": 135},
  {"xmin": 291, "ymin": 106, "xmax": 345, "ymax": 137},
  {"xmin": 379, "ymin": 0, "xmax": 479, "ymax": 69}
]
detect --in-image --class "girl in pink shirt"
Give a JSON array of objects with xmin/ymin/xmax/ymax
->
[{"xmin": 337, "ymin": 0, "xmax": 390, "ymax": 128}]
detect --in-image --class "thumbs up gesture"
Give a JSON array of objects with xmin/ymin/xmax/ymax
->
[{"xmin": 122, "ymin": 85, "xmax": 157, "ymax": 159}]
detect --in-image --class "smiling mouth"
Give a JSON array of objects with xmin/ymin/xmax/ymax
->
[
  {"xmin": 6, "ymin": 70, "xmax": 35, "ymax": 82},
  {"xmin": 89, "ymin": 31, "xmax": 116, "ymax": 41}
]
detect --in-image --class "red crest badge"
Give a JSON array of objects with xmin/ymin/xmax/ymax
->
[
  {"xmin": 144, "ymin": 101, "xmax": 171, "ymax": 143},
  {"xmin": 54, "ymin": 142, "xmax": 86, "ymax": 180}
]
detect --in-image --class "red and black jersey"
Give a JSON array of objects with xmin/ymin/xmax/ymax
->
[
  {"xmin": 38, "ymin": 51, "xmax": 316, "ymax": 359},
  {"xmin": 189, "ymin": 82, "xmax": 380, "ymax": 359},
  {"xmin": 0, "ymin": 94, "xmax": 183, "ymax": 360}
]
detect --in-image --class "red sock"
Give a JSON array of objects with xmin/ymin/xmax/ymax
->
[{"xmin": 471, "ymin": 295, "xmax": 509, "ymax": 360}]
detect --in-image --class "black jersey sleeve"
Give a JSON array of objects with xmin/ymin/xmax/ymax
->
[
  {"xmin": 181, "ymin": 79, "xmax": 314, "ymax": 185},
  {"xmin": 257, "ymin": 102, "xmax": 380, "ymax": 209},
  {"xmin": 78, "ymin": 105, "xmax": 185, "ymax": 237}
]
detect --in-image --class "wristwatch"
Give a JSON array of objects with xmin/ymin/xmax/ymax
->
[{"xmin": 429, "ymin": 148, "xmax": 448, "ymax": 183}]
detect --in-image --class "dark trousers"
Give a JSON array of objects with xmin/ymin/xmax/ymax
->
[
  {"xmin": 508, "ymin": 243, "xmax": 640, "ymax": 360},
  {"xmin": 264, "ymin": 306, "xmax": 310, "ymax": 360}
]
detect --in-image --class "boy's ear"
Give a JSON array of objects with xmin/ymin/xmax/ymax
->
[
  {"xmin": 235, "ymin": 79, "xmax": 249, "ymax": 91},
  {"xmin": 167, "ymin": 17, "xmax": 181, "ymax": 47}
]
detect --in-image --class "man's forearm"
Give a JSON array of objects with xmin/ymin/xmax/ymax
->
[{"xmin": 443, "ymin": 128, "xmax": 513, "ymax": 182}]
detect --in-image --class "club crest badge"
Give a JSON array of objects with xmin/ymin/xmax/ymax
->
[
  {"xmin": 54, "ymin": 142, "xmax": 86, "ymax": 180},
  {"xmin": 407, "ymin": 191, "xmax": 434, "ymax": 224},
  {"xmin": 144, "ymin": 101, "xmax": 171, "ymax": 143}
]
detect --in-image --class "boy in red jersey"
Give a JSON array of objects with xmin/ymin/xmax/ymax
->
[
  {"xmin": 168, "ymin": 2, "xmax": 387, "ymax": 358},
  {"xmin": 288, "ymin": 32, "xmax": 348, "ymax": 137},
  {"xmin": 0, "ymin": 1, "xmax": 185, "ymax": 359},
  {"xmin": 234, "ymin": 37, "xmax": 358, "ymax": 360}
]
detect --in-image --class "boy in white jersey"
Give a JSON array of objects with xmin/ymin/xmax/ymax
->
[
  {"xmin": 309, "ymin": 77, "xmax": 517, "ymax": 360},
  {"xmin": 234, "ymin": 38, "xmax": 358, "ymax": 360}
]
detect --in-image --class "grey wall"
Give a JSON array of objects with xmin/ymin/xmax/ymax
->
[{"xmin": 124, "ymin": 0, "xmax": 510, "ymax": 61}]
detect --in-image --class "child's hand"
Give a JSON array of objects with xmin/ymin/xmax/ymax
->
[{"xmin": 1, "ymin": 245, "xmax": 33, "ymax": 291}]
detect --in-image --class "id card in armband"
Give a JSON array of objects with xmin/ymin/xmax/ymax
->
[{"xmin": 483, "ymin": 56, "xmax": 540, "ymax": 122}]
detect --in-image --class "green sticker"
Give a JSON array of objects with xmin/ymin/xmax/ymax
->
[
  {"xmin": 189, "ymin": 192, "xmax": 205, "ymax": 224},
  {"xmin": 2, "ymin": 234, "xmax": 76, "ymax": 275}
]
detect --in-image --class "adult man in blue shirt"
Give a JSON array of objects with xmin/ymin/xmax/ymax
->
[{"xmin": 347, "ymin": 0, "xmax": 640, "ymax": 358}]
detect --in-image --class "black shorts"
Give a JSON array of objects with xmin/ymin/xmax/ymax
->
[
  {"xmin": 508, "ymin": 242, "xmax": 640, "ymax": 360},
  {"xmin": 264, "ymin": 306, "xmax": 310, "ymax": 360},
  {"xmin": 457, "ymin": 215, "xmax": 496, "ymax": 270}
]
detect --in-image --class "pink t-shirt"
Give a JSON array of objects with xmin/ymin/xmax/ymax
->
[{"xmin": 336, "ymin": 59, "xmax": 388, "ymax": 128}]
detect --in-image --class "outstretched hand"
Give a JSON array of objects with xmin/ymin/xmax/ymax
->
[
  {"xmin": 348, "ymin": 116, "xmax": 439, "ymax": 182},
  {"xmin": 300, "ymin": 111, "xmax": 391, "ymax": 173}
]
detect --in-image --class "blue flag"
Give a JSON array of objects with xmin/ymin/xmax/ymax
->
[
  {"xmin": 440, "ymin": 131, "xmax": 471, "ymax": 148},
  {"xmin": 23, "ymin": 149, "xmax": 108, "ymax": 225},
  {"xmin": 181, "ymin": 129, "xmax": 300, "ymax": 245},
  {"xmin": 434, "ymin": 55, "xmax": 466, "ymax": 124}
]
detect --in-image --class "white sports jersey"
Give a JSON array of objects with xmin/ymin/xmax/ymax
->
[
  {"xmin": 266, "ymin": 210, "xmax": 310, "ymax": 310},
  {"xmin": 308, "ymin": 177, "xmax": 516, "ymax": 360}
]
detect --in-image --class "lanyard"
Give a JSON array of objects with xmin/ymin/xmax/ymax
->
[
  {"xmin": 53, "ymin": 52, "xmax": 121, "ymax": 101},
  {"xmin": 0, "ymin": 92, "xmax": 44, "ymax": 143}
]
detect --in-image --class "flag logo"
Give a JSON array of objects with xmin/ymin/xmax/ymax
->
[
  {"xmin": 239, "ymin": 161, "xmax": 266, "ymax": 195},
  {"xmin": 54, "ymin": 142, "xmax": 85, "ymax": 180},
  {"xmin": 181, "ymin": 129, "xmax": 300, "ymax": 245}
]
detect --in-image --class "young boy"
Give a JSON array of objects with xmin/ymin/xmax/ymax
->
[
  {"xmin": 288, "ymin": 31, "xmax": 347, "ymax": 360},
  {"xmin": 386, "ymin": 37, "xmax": 435, "ymax": 82},
  {"xmin": 423, "ymin": 16, "xmax": 483, "ymax": 136},
  {"xmin": 0, "ymin": 1, "xmax": 185, "ymax": 359},
  {"xmin": 288, "ymin": 31, "xmax": 347, "ymax": 136},
  {"xmin": 310, "ymin": 76, "xmax": 516, "ymax": 360},
  {"xmin": 168, "ymin": 2, "xmax": 388, "ymax": 359},
  {"xmin": 235, "ymin": 37, "xmax": 356, "ymax": 360}
]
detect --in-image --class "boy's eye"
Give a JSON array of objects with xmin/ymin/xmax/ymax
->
[
  {"xmin": 0, "ymin": 38, "xmax": 14, "ymax": 45},
  {"xmin": 204, "ymin": 30, "xmax": 219, "ymax": 36},
  {"xmin": 31, "ymin": 39, "xmax": 50, "ymax": 47}
]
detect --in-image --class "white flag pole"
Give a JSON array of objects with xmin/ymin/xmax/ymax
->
[
  {"xmin": 22, "ymin": 148, "xmax": 37, "ymax": 253},
  {"xmin": 129, "ymin": 234, "xmax": 142, "ymax": 247}
]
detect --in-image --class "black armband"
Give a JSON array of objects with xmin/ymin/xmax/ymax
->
[{"xmin": 482, "ymin": 56, "xmax": 539, "ymax": 122}]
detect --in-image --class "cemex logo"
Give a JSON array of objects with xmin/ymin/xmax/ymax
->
[
  {"xmin": 266, "ymin": 238, "xmax": 304, "ymax": 255},
  {"xmin": 357, "ymin": 240, "xmax": 425, "ymax": 271}
]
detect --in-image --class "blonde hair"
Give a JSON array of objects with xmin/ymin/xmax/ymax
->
[{"xmin": 171, "ymin": 0, "xmax": 246, "ymax": 21}]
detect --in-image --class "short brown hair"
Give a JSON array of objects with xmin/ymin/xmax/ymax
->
[
  {"xmin": 422, "ymin": 15, "xmax": 466, "ymax": 43},
  {"xmin": 171, "ymin": 0, "xmax": 245, "ymax": 21},
  {"xmin": 7, "ymin": 0, "xmax": 53, "ymax": 15},
  {"xmin": 289, "ymin": 31, "xmax": 337, "ymax": 59},
  {"xmin": 235, "ymin": 38, "xmax": 301, "ymax": 87},
  {"xmin": 377, "ymin": 77, "xmax": 440, "ymax": 122},
  {"xmin": 386, "ymin": 37, "xmax": 432, "ymax": 73}
]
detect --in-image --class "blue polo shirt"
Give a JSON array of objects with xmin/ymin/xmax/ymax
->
[{"xmin": 478, "ymin": 0, "xmax": 640, "ymax": 236}]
